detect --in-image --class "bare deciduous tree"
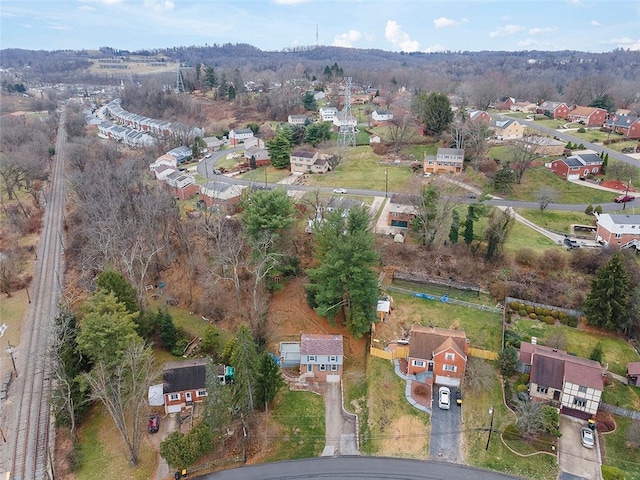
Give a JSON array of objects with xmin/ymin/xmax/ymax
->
[
  {"xmin": 511, "ymin": 135, "xmax": 545, "ymax": 184},
  {"xmin": 535, "ymin": 186, "xmax": 558, "ymax": 214}
]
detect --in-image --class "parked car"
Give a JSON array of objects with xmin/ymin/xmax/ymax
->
[
  {"xmin": 614, "ymin": 194, "xmax": 635, "ymax": 203},
  {"xmin": 438, "ymin": 386, "xmax": 450, "ymax": 410},
  {"xmin": 204, "ymin": 153, "xmax": 212, "ymax": 159},
  {"xmin": 148, "ymin": 413, "xmax": 160, "ymax": 434},
  {"xmin": 564, "ymin": 237, "xmax": 580, "ymax": 249},
  {"xmin": 333, "ymin": 188, "xmax": 347, "ymax": 194},
  {"xmin": 455, "ymin": 390, "xmax": 462, "ymax": 406},
  {"xmin": 213, "ymin": 169, "xmax": 222, "ymax": 175},
  {"xmin": 580, "ymin": 427, "xmax": 594, "ymax": 448}
]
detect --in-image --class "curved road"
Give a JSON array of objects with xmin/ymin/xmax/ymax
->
[
  {"xmin": 200, "ymin": 457, "xmax": 524, "ymax": 479},
  {"xmin": 1, "ymin": 108, "xmax": 67, "ymax": 479}
]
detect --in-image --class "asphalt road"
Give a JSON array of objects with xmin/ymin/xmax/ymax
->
[
  {"xmin": 0, "ymin": 108, "xmax": 67, "ymax": 479},
  {"xmin": 200, "ymin": 456, "xmax": 525, "ymax": 479}
]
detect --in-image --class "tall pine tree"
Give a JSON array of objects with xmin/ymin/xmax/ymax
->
[{"xmin": 583, "ymin": 252, "xmax": 630, "ymax": 332}]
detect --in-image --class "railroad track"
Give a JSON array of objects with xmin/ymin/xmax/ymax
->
[{"xmin": 8, "ymin": 108, "xmax": 67, "ymax": 479}]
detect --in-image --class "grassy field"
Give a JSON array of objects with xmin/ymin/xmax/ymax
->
[
  {"xmin": 508, "ymin": 319, "xmax": 640, "ymax": 376},
  {"xmin": 237, "ymin": 165, "xmax": 291, "ymax": 184},
  {"xmin": 262, "ymin": 389, "xmax": 326, "ymax": 461},
  {"xmin": 601, "ymin": 381, "xmax": 640, "ymax": 410},
  {"xmin": 392, "ymin": 279, "xmax": 497, "ymax": 306},
  {"xmin": 463, "ymin": 370, "xmax": 558, "ymax": 480},
  {"xmin": 601, "ymin": 415, "xmax": 640, "ymax": 480},
  {"xmin": 504, "ymin": 219, "xmax": 559, "ymax": 253},
  {"xmin": 515, "ymin": 208, "xmax": 596, "ymax": 235}
]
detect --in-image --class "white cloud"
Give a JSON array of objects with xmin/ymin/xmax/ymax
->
[
  {"xmin": 529, "ymin": 27, "xmax": 557, "ymax": 35},
  {"xmin": 424, "ymin": 44, "xmax": 445, "ymax": 53},
  {"xmin": 333, "ymin": 30, "xmax": 362, "ymax": 48},
  {"xmin": 79, "ymin": 5, "xmax": 96, "ymax": 11},
  {"xmin": 609, "ymin": 37, "xmax": 640, "ymax": 50},
  {"xmin": 272, "ymin": 0, "xmax": 311, "ymax": 4},
  {"xmin": 99, "ymin": 0, "xmax": 124, "ymax": 5},
  {"xmin": 385, "ymin": 20, "xmax": 420, "ymax": 52},
  {"xmin": 489, "ymin": 25, "xmax": 523, "ymax": 38},
  {"xmin": 590, "ymin": 20, "xmax": 601, "ymax": 27},
  {"xmin": 143, "ymin": 0, "xmax": 174, "ymax": 12},
  {"xmin": 48, "ymin": 24, "xmax": 70, "ymax": 30},
  {"xmin": 433, "ymin": 17, "xmax": 458, "ymax": 29},
  {"xmin": 568, "ymin": 0, "xmax": 583, "ymax": 6}
]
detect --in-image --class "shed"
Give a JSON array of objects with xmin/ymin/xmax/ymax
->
[{"xmin": 628, "ymin": 362, "xmax": 640, "ymax": 387}]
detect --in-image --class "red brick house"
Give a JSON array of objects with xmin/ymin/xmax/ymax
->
[
  {"xmin": 468, "ymin": 110, "xmax": 490, "ymax": 124},
  {"xmin": 406, "ymin": 326, "xmax": 469, "ymax": 387},
  {"xmin": 423, "ymin": 148, "xmax": 465, "ymax": 174},
  {"xmin": 595, "ymin": 213, "xmax": 640, "ymax": 250},
  {"xmin": 604, "ymin": 115, "xmax": 640, "ymax": 139},
  {"xmin": 164, "ymin": 171, "xmax": 199, "ymax": 200},
  {"xmin": 163, "ymin": 359, "xmax": 207, "ymax": 414},
  {"xmin": 567, "ymin": 106, "xmax": 607, "ymax": 127},
  {"xmin": 387, "ymin": 194, "xmax": 417, "ymax": 229},
  {"xmin": 199, "ymin": 182, "xmax": 245, "ymax": 213},
  {"xmin": 536, "ymin": 101, "xmax": 570, "ymax": 119},
  {"xmin": 549, "ymin": 153, "xmax": 603, "ymax": 180},
  {"xmin": 495, "ymin": 96, "xmax": 515, "ymax": 111},
  {"xmin": 299, "ymin": 334, "xmax": 344, "ymax": 382}
]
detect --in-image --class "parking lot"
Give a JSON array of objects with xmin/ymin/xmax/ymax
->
[
  {"xmin": 558, "ymin": 415, "xmax": 601, "ymax": 480},
  {"xmin": 429, "ymin": 386, "xmax": 462, "ymax": 463}
]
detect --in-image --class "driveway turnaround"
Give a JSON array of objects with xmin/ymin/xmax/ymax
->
[
  {"xmin": 429, "ymin": 386, "xmax": 463, "ymax": 462},
  {"xmin": 558, "ymin": 415, "xmax": 601, "ymax": 480}
]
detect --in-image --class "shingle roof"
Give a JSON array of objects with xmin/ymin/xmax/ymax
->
[
  {"xmin": 608, "ymin": 214, "xmax": 640, "ymax": 225},
  {"xmin": 628, "ymin": 362, "xmax": 640, "ymax": 376},
  {"xmin": 163, "ymin": 358, "xmax": 207, "ymax": 394},
  {"xmin": 408, "ymin": 326, "xmax": 467, "ymax": 361},
  {"xmin": 300, "ymin": 334, "xmax": 343, "ymax": 356}
]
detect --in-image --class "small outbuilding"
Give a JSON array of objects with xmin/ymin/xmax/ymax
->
[{"xmin": 628, "ymin": 362, "xmax": 640, "ymax": 387}]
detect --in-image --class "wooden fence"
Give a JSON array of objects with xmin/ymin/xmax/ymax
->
[
  {"xmin": 468, "ymin": 347, "xmax": 498, "ymax": 360},
  {"xmin": 371, "ymin": 345, "xmax": 496, "ymax": 361}
]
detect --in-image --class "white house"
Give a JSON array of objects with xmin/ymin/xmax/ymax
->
[
  {"xmin": 595, "ymin": 213, "xmax": 640, "ymax": 250},
  {"xmin": 319, "ymin": 106, "xmax": 338, "ymax": 122},
  {"xmin": 229, "ymin": 128, "xmax": 254, "ymax": 146},
  {"xmin": 371, "ymin": 110, "xmax": 393, "ymax": 125}
]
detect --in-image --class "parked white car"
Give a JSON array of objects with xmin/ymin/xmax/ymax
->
[
  {"xmin": 438, "ymin": 386, "xmax": 450, "ymax": 410},
  {"xmin": 333, "ymin": 188, "xmax": 347, "ymax": 194}
]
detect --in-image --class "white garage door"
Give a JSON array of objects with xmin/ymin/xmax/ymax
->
[
  {"xmin": 167, "ymin": 404, "xmax": 181, "ymax": 414},
  {"xmin": 435, "ymin": 376, "xmax": 460, "ymax": 387},
  {"xmin": 567, "ymin": 174, "xmax": 580, "ymax": 180}
]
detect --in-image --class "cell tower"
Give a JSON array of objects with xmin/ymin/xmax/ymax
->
[
  {"xmin": 337, "ymin": 77, "xmax": 357, "ymax": 148},
  {"xmin": 176, "ymin": 66, "xmax": 185, "ymax": 93}
]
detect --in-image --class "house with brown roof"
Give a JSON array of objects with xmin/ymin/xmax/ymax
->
[
  {"xmin": 406, "ymin": 325, "xmax": 469, "ymax": 387},
  {"xmin": 423, "ymin": 148, "xmax": 465, "ymax": 175},
  {"xmin": 299, "ymin": 334, "xmax": 344, "ymax": 382},
  {"xmin": 519, "ymin": 342, "xmax": 604, "ymax": 419},
  {"xmin": 568, "ymin": 106, "xmax": 607, "ymax": 127},
  {"xmin": 387, "ymin": 193, "xmax": 417, "ymax": 229},
  {"xmin": 491, "ymin": 117, "xmax": 524, "ymax": 140},
  {"xmin": 627, "ymin": 362, "xmax": 640, "ymax": 387},
  {"xmin": 290, "ymin": 150, "xmax": 330, "ymax": 174}
]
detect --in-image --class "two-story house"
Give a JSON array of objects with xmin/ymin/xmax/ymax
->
[
  {"xmin": 491, "ymin": 117, "xmax": 524, "ymax": 140},
  {"xmin": 567, "ymin": 106, "xmax": 608, "ymax": 127},
  {"xmin": 536, "ymin": 101, "xmax": 570, "ymax": 119},
  {"xmin": 164, "ymin": 170, "xmax": 199, "ymax": 200},
  {"xmin": 595, "ymin": 212, "xmax": 640, "ymax": 250},
  {"xmin": 371, "ymin": 110, "xmax": 394, "ymax": 126},
  {"xmin": 549, "ymin": 153, "xmax": 603, "ymax": 180},
  {"xmin": 299, "ymin": 334, "xmax": 344, "ymax": 382},
  {"xmin": 387, "ymin": 193, "xmax": 417, "ymax": 229},
  {"xmin": 406, "ymin": 325, "xmax": 469, "ymax": 387},
  {"xmin": 319, "ymin": 106, "xmax": 338, "ymax": 122},
  {"xmin": 519, "ymin": 342, "xmax": 604, "ymax": 419},
  {"xmin": 423, "ymin": 148, "xmax": 465, "ymax": 175},
  {"xmin": 604, "ymin": 115, "xmax": 640, "ymax": 139},
  {"xmin": 468, "ymin": 110, "xmax": 491, "ymax": 124},
  {"xmin": 229, "ymin": 128, "xmax": 254, "ymax": 146},
  {"xmin": 290, "ymin": 150, "xmax": 329, "ymax": 174}
]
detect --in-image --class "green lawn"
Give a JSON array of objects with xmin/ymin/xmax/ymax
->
[
  {"xmin": 504, "ymin": 219, "xmax": 558, "ymax": 253},
  {"xmin": 303, "ymin": 146, "xmax": 413, "ymax": 192},
  {"xmin": 262, "ymin": 389, "xmax": 326, "ymax": 461},
  {"xmin": 601, "ymin": 415, "xmax": 640, "ymax": 479},
  {"xmin": 238, "ymin": 166, "xmax": 291, "ymax": 184},
  {"xmin": 601, "ymin": 381, "xmax": 640, "ymax": 410},
  {"xmin": 515, "ymin": 209, "xmax": 596, "ymax": 235},
  {"xmin": 392, "ymin": 291, "xmax": 503, "ymax": 351},
  {"xmin": 508, "ymin": 319, "xmax": 640, "ymax": 375}
]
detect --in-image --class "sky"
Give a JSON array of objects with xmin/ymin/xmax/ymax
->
[{"xmin": 1, "ymin": 0, "xmax": 639, "ymax": 54}]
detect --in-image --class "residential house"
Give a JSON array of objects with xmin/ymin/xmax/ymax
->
[
  {"xmin": 468, "ymin": 110, "xmax": 491, "ymax": 124},
  {"xmin": 536, "ymin": 101, "xmax": 570, "ymax": 119},
  {"xmin": 369, "ymin": 134, "xmax": 381, "ymax": 144},
  {"xmin": 229, "ymin": 128, "xmax": 254, "ymax": 146},
  {"xmin": 319, "ymin": 106, "xmax": 338, "ymax": 122},
  {"xmin": 604, "ymin": 115, "xmax": 640, "ymax": 139},
  {"xmin": 549, "ymin": 153, "xmax": 603, "ymax": 180},
  {"xmin": 423, "ymin": 148, "xmax": 465, "ymax": 175},
  {"xmin": 203, "ymin": 136, "xmax": 224, "ymax": 152},
  {"xmin": 510, "ymin": 101, "xmax": 537, "ymax": 113},
  {"xmin": 406, "ymin": 325, "xmax": 469, "ymax": 387},
  {"xmin": 162, "ymin": 359, "xmax": 207, "ymax": 414},
  {"xmin": 371, "ymin": 109, "xmax": 394, "ymax": 126},
  {"xmin": 288, "ymin": 114, "xmax": 310, "ymax": 126},
  {"xmin": 244, "ymin": 146, "xmax": 270, "ymax": 167},
  {"xmin": 305, "ymin": 197, "xmax": 364, "ymax": 233},
  {"xmin": 595, "ymin": 212, "xmax": 640, "ymax": 250},
  {"xmin": 299, "ymin": 334, "xmax": 344, "ymax": 382},
  {"xmin": 495, "ymin": 96, "xmax": 515, "ymax": 111},
  {"xmin": 153, "ymin": 164, "xmax": 175, "ymax": 181},
  {"xmin": 567, "ymin": 106, "xmax": 608, "ymax": 127},
  {"xmin": 244, "ymin": 137, "xmax": 265, "ymax": 150},
  {"xmin": 150, "ymin": 154, "xmax": 177, "ymax": 172},
  {"xmin": 491, "ymin": 117, "xmax": 524, "ymax": 140},
  {"xmin": 627, "ymin": 362, "xmax": 640, "ymax": 387},
  {"xmin": 199, "ymin": 182, "xmax": 246, "ymax": 212},
  {"xmin": 166, "ymin": 145, "xmax": 192, "ymax": 165},
  {"xmin": 290, "ymin": 150, "xmax": 330, "ymax": 174},
  {"xmin": 519, "ymin": 342, "xmax": 604, "ymax": 419},
  {"xmin": 387, "ymin": 193, "xmax": 417, "ymax": 229},
  {"xmin": 164, "ymin": 171, "xmax": 199, "ymax": 200},
  {"xmin": 530, "ymin": 136, "xmax": 566, "ymax": 156}
]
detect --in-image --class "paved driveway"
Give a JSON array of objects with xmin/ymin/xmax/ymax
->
[
  {"xmin": 558, "ymin": 415, "xmax": 601, "ymax": 480},
  {"xmin": 322, "ymin": 379, "xmax": 359, "ymax": 456},
  {"xmin": 429, "ymin": 386, "xmax": 462, "ymax": 462}
]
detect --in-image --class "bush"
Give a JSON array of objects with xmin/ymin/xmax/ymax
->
[
  {"xmin": 526, "ymin": 305, "xmax": 535, "ymax": 314},
  {"xmin": 594, "ymin": 205, "xmax": 603, "ymax": 214},
  {"xmin": 558, "ymin": 311, "xmax": 567, "ymax": 320},
  {"xmin": 516, "ymin": 384, "xmax": 528, "ymax": 394},
  {"xmin": 504, "ymin": 330, "xmax": 523, "ymax": 349},
  {"xmin": 550, "ymin": 310, "xmax": 559, "ymax": 319},
  {"xmin": 509, "ymin": 301, "xmax": 521, "ymax": 311},
  {"xmin": 585, "ymin": 204, "xmax": 594, "ymax": 215},
  {"xmin": 567, "ymin": 316, "xmax": 578, "ymax": 327},
  {"xmin": 534, "ymin": 307, "xmax": 544, "ymax": 316},
  {"xmin": 515, "ymin": 248, "xmax": 538, "ymax": 267},
  {"xmin": 596, "ymin": 412, "xmax": 616, "ymax": 432},
  {"xmin": 543, "ymin": 316, "xmax": 555, "ymax": 325},
  {"xmin": 602, "ymin": 466, "xmax": 625, "ymax": 480},
  {"xmin": 518, "ymin": 309, "xmax": 528, "ymax": 317},
  {"xmin": 529, "ymin": 313, "xmax": 537, "ymax": 320}
]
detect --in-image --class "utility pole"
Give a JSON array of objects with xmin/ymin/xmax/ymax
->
[
  {"xmin": 385, "ymin": 169, "xmax": 388, "ymax": 198},
  {"xmin": 7, "ymin": 341, "xmax": 17, "ymax": 378},
  {"xmin": 485, "ymin": 406, "xmax": 494, "ymax": 450}
]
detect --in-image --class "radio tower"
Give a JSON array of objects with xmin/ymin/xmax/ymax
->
[
  {"xmin": 337, "ymin": 77, "xmax": 357, "ymax": 148},
  {"xmin": 176, "ymin": 66, "xmax": 185, "ymax": 93}
]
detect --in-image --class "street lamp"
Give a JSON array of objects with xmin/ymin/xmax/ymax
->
[{"xmin": 485, "ymin": 406, "xmax": 494, "ymax": 450}]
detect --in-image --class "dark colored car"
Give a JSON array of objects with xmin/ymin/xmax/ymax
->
[
  {"xmin": 614, "ymin": 194, "xmax": 635, "ymax": 203},
  {"xmin": 564, "ymin": 237, "xmax": 580, "ymax": 249},
  {"xmin": 148, "ymin": 413, "xmax": 160, "ymax": 434}
]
